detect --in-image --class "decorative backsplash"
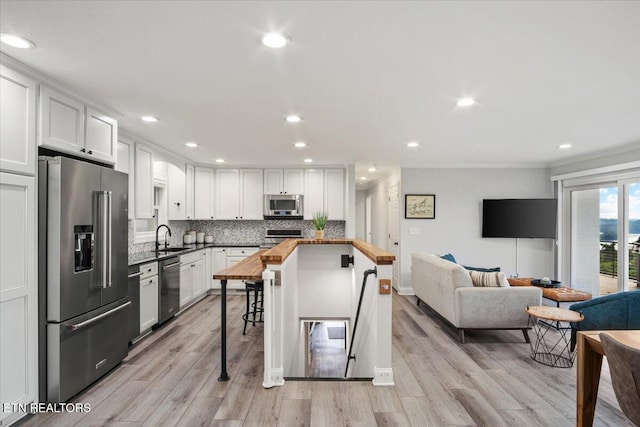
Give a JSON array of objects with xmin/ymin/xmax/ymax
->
[{"xmin": 129, "ymin": 219, "xmax": 345, "ymax": 253}]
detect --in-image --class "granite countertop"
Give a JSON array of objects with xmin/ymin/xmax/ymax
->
[{"xmin": 128, "ymin": 243, "xmax": 260, "ymax": 266}]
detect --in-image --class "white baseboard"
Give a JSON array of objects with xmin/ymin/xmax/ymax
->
[
  {"xmin": 263, "ymin": 368, "xmax": 285, "ymax": 388},
  {"xmin": 372, "ymin": 367, "xmax": 394, "ymax": 386}
]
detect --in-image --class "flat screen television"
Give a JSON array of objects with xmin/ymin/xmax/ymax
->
[{"xmin": 482, "ymin": 199, "xmax": 557, "ymax": 238}]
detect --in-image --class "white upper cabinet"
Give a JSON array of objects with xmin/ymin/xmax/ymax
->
[
  {"xmin": 264, "ymin": 168, "xmax": 304, "ymax": 195},
  {"xmin": 39, "ymin": 85, "xmax": 117, "ymax": 164},
  {"xmin": 216, "ymin": 169, "xmax": 240, "ymax": 219},
  {"xmin": 167, "ymin": 163, "xmax": 186, "ymax": 220},
  {"xmin": 0, "ymin": 65, "xmax": 36, "ymax": 175},
  {"xmin": 304, "ymin": 169, "xmax": 325, "ymax": 220},
  {"xmin": 241, "ymin": 169, "xmax": 263, "ymax": 219},
  {"xmin": 264, "ymin": 169, "xmax": 283, "ymax": 195},
  {"xmin": 324, "ymin": 168, "xmax": 345, "ymax": 220},
  {"xmin": 115, "ymin": 138, "xmax": 135, "ymax": 219},
  {"xmin": 185, "ymin": 164, "xmax": 194, "ymax": 220},
  {"xmin": 134, "ymin": 143, "xmax": 154, "ymax": 219},
  {"xmin": 216, "ymin": 169, "xmax": 263, "ymax": 219},
  {"xmin": 85, "ymin": 107, "xmax": 117, "ymax": 164},
  {"xmin": 194, "ymin": 167, "xmax": 215, "ymax": 219}
]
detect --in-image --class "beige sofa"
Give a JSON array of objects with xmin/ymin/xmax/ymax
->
[{"xmin": 411, "ymin": 253, "xmax": 542, "ymax": 343}]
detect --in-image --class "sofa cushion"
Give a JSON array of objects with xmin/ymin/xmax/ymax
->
[
  {"xmin": 440, "ymin": 253, "xmax": 457, "ymax": 263},
  {"xmin": 469, "ymin": 270, "xmax": 510, "ymax": 287},
  {"xmin": 464, "ymin": 265, "xmax": 501, "ymax": 272}
]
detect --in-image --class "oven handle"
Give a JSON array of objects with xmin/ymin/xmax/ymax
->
[{"xmin": 70, "ymin": 301, "xmax": 131, "ymax": 331}]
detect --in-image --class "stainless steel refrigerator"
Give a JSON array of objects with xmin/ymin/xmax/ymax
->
[{"xmin": 38, "ymin": 156, "xmax": 130, "ymax": 402}]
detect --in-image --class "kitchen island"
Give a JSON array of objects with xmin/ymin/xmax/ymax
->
[{"xmin": 212, "ymin": 239, "xmax": 395, "ymax": 388}]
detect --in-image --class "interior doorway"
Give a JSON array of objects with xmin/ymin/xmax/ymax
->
[{"xmin": 303, "ymin": 320, "xmax": 348, "ymax": 378}]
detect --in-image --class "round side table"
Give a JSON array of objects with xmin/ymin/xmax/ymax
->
[{"xmin": 525, "ymin": 305, "xmax": 584, "ymax": 368}]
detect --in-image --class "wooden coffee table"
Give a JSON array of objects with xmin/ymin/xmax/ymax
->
[{"xmin": 526, "ymin": 305, "xmax": 584, "ymax": 368}]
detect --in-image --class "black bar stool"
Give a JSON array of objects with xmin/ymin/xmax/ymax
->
[{"xmin": 242, "ymin": 280, "xmax": 264, "ymax": 335}]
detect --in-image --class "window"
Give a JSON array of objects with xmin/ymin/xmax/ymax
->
[
  {"xmin": 135, "ymin": 181, "xmax": 167, "ymax": 243},
  {"xmin": 560, "ymin": 171, "xmax": 640, "ymax": 295}
]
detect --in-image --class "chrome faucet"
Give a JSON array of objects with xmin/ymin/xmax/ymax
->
[{"xmin": 155, "ymin": 224, "xmax": 172, "ymax": 251}]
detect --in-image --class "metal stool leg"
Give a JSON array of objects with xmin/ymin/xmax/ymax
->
[{"xmin": 243, "ymin": 284, "xmax": 250, "ymax": 335}]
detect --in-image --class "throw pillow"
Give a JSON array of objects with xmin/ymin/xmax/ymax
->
[
  {"xmin": 440, "ymin": 253, "xmax": 457, "ymax": 263},
  {"xmin": 463, "ymin": 265, "xmax": 501, "ymax": 272},
  {"xmin": 469, "ymin": 270, "xmax": 510, "ymax": 287}
]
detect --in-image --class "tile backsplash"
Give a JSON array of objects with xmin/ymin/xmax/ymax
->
[{"xmin": 129, "ymin": 219, "xmax": 345, "ymax": 253}]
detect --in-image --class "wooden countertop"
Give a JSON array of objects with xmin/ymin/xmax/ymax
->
[
  {"xmin": 260, "ymin": 238, "xmax": 395, "ymax": 266},
  {"xmin": 213, "ymin": 250, "xmax": 267, "ymax": 280}
]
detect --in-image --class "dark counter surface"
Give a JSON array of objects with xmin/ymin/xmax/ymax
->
[{"xmin": 128, "ymin": 243, "xmax": 260, "ymax": 266}]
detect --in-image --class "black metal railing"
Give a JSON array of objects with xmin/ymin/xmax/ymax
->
[{"xmin": 599, "ymin": 241, "xmax": 639, "ymax": 283}]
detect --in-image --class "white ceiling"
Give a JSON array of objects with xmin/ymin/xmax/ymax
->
[{"xmin": 2, "ymin": 1, "xmax": 639, "ymax": 183}]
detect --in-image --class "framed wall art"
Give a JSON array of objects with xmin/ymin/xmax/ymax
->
[{"xmin": 405, "ymin": 194, "xmax": 435, "ymax": 219}]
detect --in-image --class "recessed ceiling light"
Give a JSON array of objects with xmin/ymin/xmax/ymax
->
[
  {"xmin": 304, "ymin": 158, "xmax": 313, "ymax": 163},
  {"xmin": 215, "ymin": 158, "xmax": 225, "ymax": 163},
  {"xmin": 368, "ymin": 166, "xmax": 376, "ymax": 172},
  {"xmin": 262, "ymin": 32, "xmax": 288, "ymax": 48},
  {"xmin": 558, "ymin": 144, "xmax": 572, "ymax": 149},
  {"xmin": 141, "ymin": 116, "xmax": 158, "ymax": 123},
  {"xmin": 360, "ymin": 176, "xmax": 367, "ymax": 181},
  {"xmin": 294, "ymin": 141, "xmax": 306, "ymax": 148},
  {"xmin": 407, "ymin": 141, "xmax": 419, "ymax": 148},
  {"xmin": 457, "ymin": 97, "xmax": 476, "ymax": 107},
  {"xmin": 185, "ymin": 142, "xmax": 198, "ymax": 148},
  {"xmin": 286, "ymin": 115, "xmax": 301, "ymax": 123},
  {"xmin": 0, "ymin": 33, "xmax": 36, "ymax": 49}
]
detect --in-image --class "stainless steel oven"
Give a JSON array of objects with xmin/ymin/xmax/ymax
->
[{"xmin": 263, "ymin": 194, "xmax": 303, "ymax": 219}]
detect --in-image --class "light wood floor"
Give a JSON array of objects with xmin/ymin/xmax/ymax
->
[
  {"xmin": 19, "ymin": 291, "xmax": 633, "ymax": 426},
  {"xmin": 308, "ymin": 321, "xmax": 347, "ymax": 378}
]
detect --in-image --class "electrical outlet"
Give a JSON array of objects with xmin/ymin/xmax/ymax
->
[{"xmin": 379, "ymin": 279, "xmax": 391, "ymax": 294}]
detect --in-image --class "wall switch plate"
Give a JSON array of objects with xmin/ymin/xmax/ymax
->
[
  {"xmin": 409, "ymin": 227, "xmax": 419, "ymax": 235},
  {"xmin": 379, "ymin": 279, "xmax": 391, "ymax": 294}
]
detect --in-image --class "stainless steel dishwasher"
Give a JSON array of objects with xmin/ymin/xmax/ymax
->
[{"xmin": 159, "ymin": 257, "xmax": 180, "ymax": 324}]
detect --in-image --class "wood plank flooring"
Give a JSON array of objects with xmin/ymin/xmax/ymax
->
[{"xmin": 18, "ymin": 291, "xmax": 633, "ymax": 426}]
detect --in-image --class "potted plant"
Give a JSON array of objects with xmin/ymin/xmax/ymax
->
[{"xmin": 312, "ymin": 212, "xmax": 328, "ymax": 239}]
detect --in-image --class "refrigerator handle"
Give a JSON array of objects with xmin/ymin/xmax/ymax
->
[{"xmin": 106, "ymin": 191, "xmax": 112, "ymax": 288}]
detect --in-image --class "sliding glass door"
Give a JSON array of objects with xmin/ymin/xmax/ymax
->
[{"xmin": 568, "ymin": 180, "xmax": 639, "ymax": 295}]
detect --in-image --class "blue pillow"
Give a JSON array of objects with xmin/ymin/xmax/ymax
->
[
  {"xmin": 440, "ymin": 253, "xmax": 457, "ymax": 263},
  {"xmin": 463, "ymin": 265, "xmax": 501, "ymax": 272}
]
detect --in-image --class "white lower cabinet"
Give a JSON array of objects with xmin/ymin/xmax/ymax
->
[
  {"xmin": 139, "ymin": 275, "xmax": 158, "ymax": 332},
  {"xmin": 180, "ymin": 251, "xmax": 205, "ymax": 308},
  {"xmin": 211, "ymin": 247, "xmax": 259, "ymax": 289}
]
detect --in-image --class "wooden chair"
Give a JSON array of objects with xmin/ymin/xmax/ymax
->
[{"xmin": 600, "ymin": 332, "xmax": 640, "ymax": 426}]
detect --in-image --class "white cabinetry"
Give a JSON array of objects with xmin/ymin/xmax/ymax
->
[
  {"xmin": 304, "ymin": 169, "xmax": 325, "ymax": 220},
  {"xmin": 241, "ymin": 169, "xmax": 264, "ymax": 219},
  {"xmin": 215, "ymin": 169, "xmax": 240, "ymax": 219},
  {"xmin": 0, "ymin": 173, "xmax": 37, "ymax": 426},
  {"xmin": 324, "ymin": 168, "xmax": 345, "ymax": 220},
  {"xmin": 216, "ymin": 169, "xmax": 263, "ymax": 219},
  {"xmin": 185, "ymin": 164, "xmax": 194, "ymax": 220},
  {"xmin": 167, "ymin": 163, "xmax": 186, "ymax": 220},
  {"xmin": 213, "ymin": 247, "xmax": 259, "ymax": 289},
  {"xmin": 211, "ymin": 248, "xmax": 227, "ymax": 288},
  {"xmin": 202, "ymin": 248, "xmax": 212, "ymax": 291},
  {"xmin": 264, "ymin": 169, "xmax": 304, "ymax": 195},
  {"xmin": 115, "ymin": 137, "xmax": 135, "ymax": 219},
  {"xmin": 0, "ymin": 65, "xmax": 36, "ymax": 175},
  {"xmin": 134, "ymin": 143, "xmax": 154, "ymax": 219},
  {"xmin": 303, "ymin": 168, "xmax": 345, "ymax": 220},
  {"xmin": 139, "ymin": 262, "xmax": 158, "ymax": 332},
  {"xmin": 39, "ymin": 86, "xmax": 117, "ymax": 164},
  {"xmin": 194, "ymin": 167, "xmax": 215, "ymax": 219},
  {"xmin": 180, "ymin": 251, "xmax": 205, "ymax": 308}
]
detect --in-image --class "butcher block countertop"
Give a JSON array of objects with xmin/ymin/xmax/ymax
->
[
  {"xmin": 212, "ymin": 240, "xmax": 395, "ymax": 281},
  {"xmin": 260, "ymin": 238, "xmax": 395, "ymax": 266},
  {"xmin": 213, "ymin": 250, "xmax": 267, "ymax": 280}
]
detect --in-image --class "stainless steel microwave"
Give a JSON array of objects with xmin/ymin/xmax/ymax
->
[{"xmin": 264, "ymin": 194, "xmax": 304, "ymax": 219}]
